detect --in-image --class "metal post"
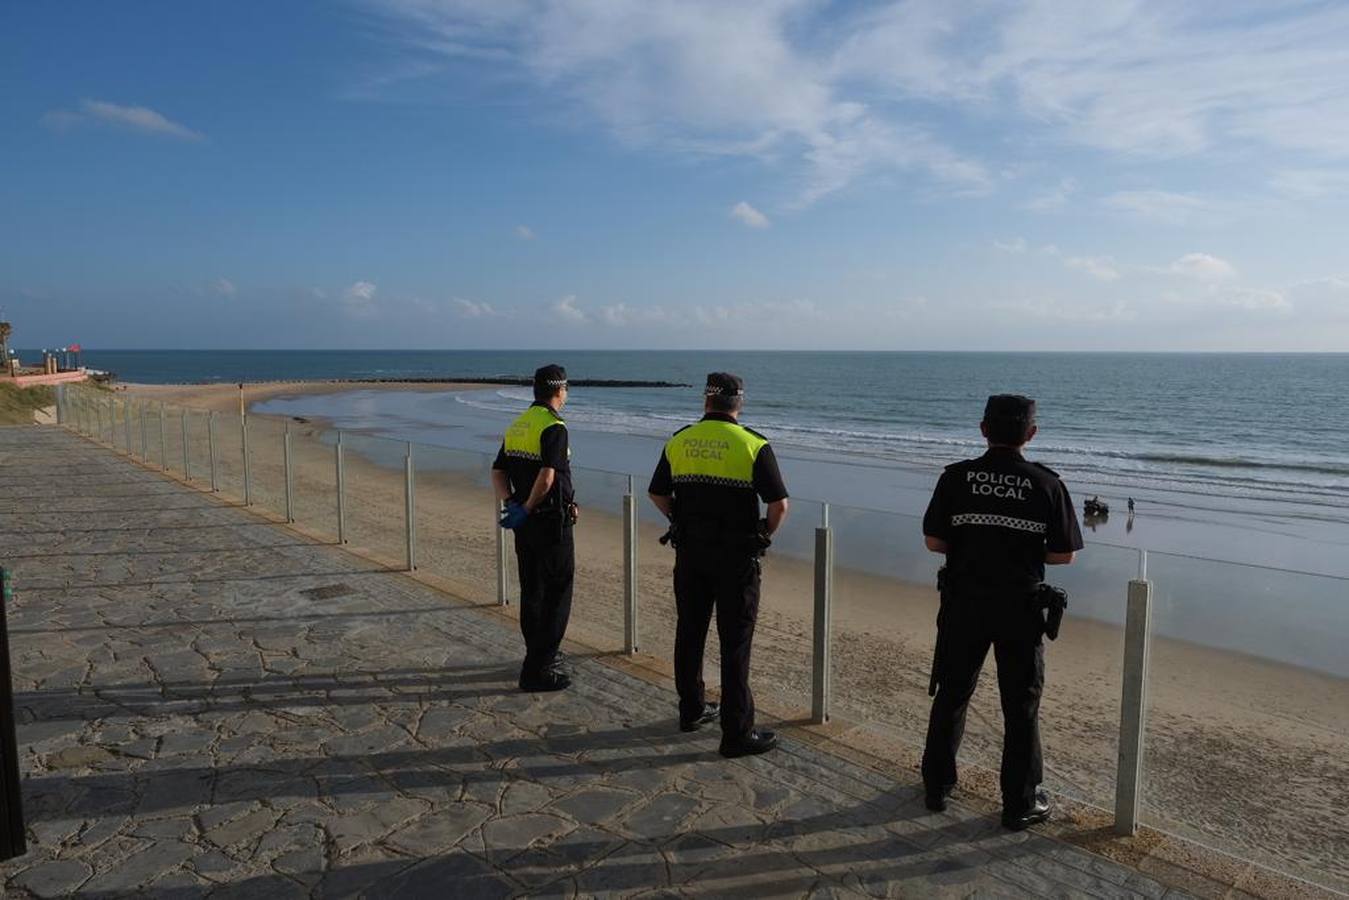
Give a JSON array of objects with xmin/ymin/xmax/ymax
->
[
  {"xmin": 55, "ymin": 385, "xmax": 65, "ymax": 425},
  {"xmin": 283, "ymin": 422, "xmax": 295, "ymax": 523},
  {"xmin": 335, "ymin": 431, "xmax": 347, "ymax": 543},
  {"xmin": 495, "ymin": 499, "xmax": 509, "ymax": 606},
  {"xmin": 241, "ymin": 413, "xmax": 251, "ymax": 505},
  {"xmin": 0, "ymin": 568, "xmax": 27, "ymax": 861},
  {"xmin": 623, "ymin": 476, "xmax": 639, "ymax": 654},
  {"xmin": 159, "ymin": 403, "xmax": 167, "ymax": 471},
  {"xmin": 181, "ymin": 410, "xmax": 190, "ymax": 479},
  {"xmin": 1115, "ymin": 564, "xmax": 1154, "ymax": 835},
  {"xmin": 208, "ymin": 411, "xmax": 218, "ymax": 491},
  {"xmin": 812, "ymin": 503, "xmax": 835, "ymax": 725},
  {"xmin": 404, "ymin": 442, "xmax": 416, "ymax": 571}
]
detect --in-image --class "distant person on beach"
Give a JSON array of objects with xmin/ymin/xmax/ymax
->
[
  {"xmin": 492, "ymin": 364, "xmax": 578, "ymax": 692},
  {"xmin": 648, "ymin": 373, "xmax": 790, "ymax": 758},
  {"xmin": 1128, "ymin": 497, "xmax": 1135, "ymax": 513},
  {"xmin": 920, "ymin": 394, "xmax": 1084, "ymax": 830}
]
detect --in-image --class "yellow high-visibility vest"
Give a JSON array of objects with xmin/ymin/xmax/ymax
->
[
  {"xmin": 503, "ymin": 405, "xmax": 566, "ymax": 462},
  {"xmin": 664, "ymin": 419, "xmax": 767, "ymax": 489}
]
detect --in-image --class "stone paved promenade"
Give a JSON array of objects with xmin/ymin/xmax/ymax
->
[{"xmin": 0, "ymin": 426, "xmax": 1192, "ymax": 898}]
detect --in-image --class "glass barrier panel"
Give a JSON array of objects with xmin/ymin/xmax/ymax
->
[
  {"xmin": 635, "ymin": 492, "xmax": 819, "ymax": 727},
  {"xmin": 288, "ymin": 420, "xmax": 338, "ymax": 542},
  {"xmin": 162, "ymin": 405, "xmax": 186, "ymax": 477},
  {"xmin": 828, "ymin": 503, "xmax": 1131, "ymax": 813},
  {"xmin": 752, "ymin": 497, "xmax": 822, "ymax": 723},
  {"xmin": 829, "ymin": 505, "xmax": 942, "ymax": 757},
  {"xmin": 213, "ymin": 410, "xmax": 245, "ymax": 501},
  {"xmin": 339, "ymin": 432, "xmax": 412, "ymax": 569},
  {"xmin": 244, "ymin": 415, "xmax": 289, "ymax": 522},
  {"xmin": 149, "ymin": 403, "xmax": 169, "ymax": 471},
  {"xmin": 1145, "ymin": 552, "xmax": 1349, "ymax": 895},
  {"xmin": 185, "ymin": 408, "xmax": 212, "ymax": 483},
  {"xmin": 411, "ymin": 443, "xmax": 504, "ymax": 606},
  {"xmin": 566, "ymin": 467, "xmax": 631, "ymax": 654}
]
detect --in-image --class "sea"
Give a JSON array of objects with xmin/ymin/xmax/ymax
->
[{"xmin": 51, "ymin": 349, "xmax": 1349, "ymax": 674}]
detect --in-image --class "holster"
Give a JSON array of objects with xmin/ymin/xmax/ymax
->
[{"xmin": 1034, "ymin": 583, "xmax": 1069, "ymax": 640}]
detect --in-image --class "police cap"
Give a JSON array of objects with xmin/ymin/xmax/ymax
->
[
  {"xmin": 704, "ymin": 372, "xmax": 745, "ymax": 397},
  {"xmin": 983, "ymin": 394, "xmax": 1036, "ymax": 423},
  {"xmin": 533, "ymin": 364, "xmax": 568, "ymax": 391}
]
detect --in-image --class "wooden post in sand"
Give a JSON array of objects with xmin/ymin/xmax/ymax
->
[
  {"xmin": 1115, "ymin": 551, "xmax": 1153, "ymax": 835},
  {"xmin": 159, "ymin": 403, "xmax": 167, "ymax": 471},
  {"xmin": 623, "ymin": 476, "xmax": 638, "ymax": 655},
  {"xmin": 811, "ymin": 503, "xmax": 834, "ymax": 725}
]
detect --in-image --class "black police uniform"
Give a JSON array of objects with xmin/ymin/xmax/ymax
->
[
  {"xmin": 920, "ymin": 397, "xmax": 1083, "ymax": 817},
  {"xmin": 647, "ymin": 380, "xmax": 788, "ymax": 743},
  {"xmin": 492, "ymin": 379, "xmax": 575, "ymax": 687}
]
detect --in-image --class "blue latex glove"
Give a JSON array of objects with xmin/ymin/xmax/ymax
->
[{"xmin": 499, "ymin": 500, "xmax": 529, "ymax": 530}]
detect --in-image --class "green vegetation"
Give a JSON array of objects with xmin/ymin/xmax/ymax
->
[{"xmin": 0, "ymin": 381, "xmax": 55, "ymax": 425}]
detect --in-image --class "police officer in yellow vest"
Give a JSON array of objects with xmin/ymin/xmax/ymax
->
[
  {"xmin": 648, "ymin": 373, "xmax": 790, "ymax": 757},
  {"xmin": 492, "ymin": 364, "xmax": 578, "ymax": 692}
]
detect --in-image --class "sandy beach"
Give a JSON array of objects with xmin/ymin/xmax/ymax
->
[{"xmin": 91, "ymin": 381, "xmax": 1349, "ymax": 894}]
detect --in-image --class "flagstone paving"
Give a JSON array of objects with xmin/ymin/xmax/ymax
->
[{"xmin": 0, "ymin": 426, "xmax": 1193, "ymax": 898}]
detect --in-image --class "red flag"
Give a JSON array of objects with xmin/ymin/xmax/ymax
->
[{"xmin": 69, "ymin": 343, "xmax": 81, "ymax": 352}]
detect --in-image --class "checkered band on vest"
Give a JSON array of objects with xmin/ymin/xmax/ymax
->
[
  {"xmin": 672, "ymin": 473, "xmax": 754, "ymax": 489},
  {"xmin": 504, "ymin": 449, "xmax": 543, "ymax": 461},
  {"xmin": 950, "ymin": 513, "xmax": 1047, "ymax": 534}
]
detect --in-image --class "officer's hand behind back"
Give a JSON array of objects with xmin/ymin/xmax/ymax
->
[{"xmin": 499, "ymin": 500, "xmax": 529, "ymax": 530}]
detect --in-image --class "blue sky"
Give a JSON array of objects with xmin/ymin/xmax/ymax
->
[{"xmin": 3, "ymin": 1, "xmax": 1348, "ymax": 351}]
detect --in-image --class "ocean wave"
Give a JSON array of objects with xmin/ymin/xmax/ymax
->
[{"xmin": 450, "ymin": 390, "xmax": 1349, "ymax": 491}]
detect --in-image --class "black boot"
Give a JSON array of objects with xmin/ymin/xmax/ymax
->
[
  {"xmin": 718, "ymin": 729, "xmax": 778, "ymax": 758},
  {"xmin": 924, "ymin": 783, "xmax": 954, "ymax": 812},
  {"xmin": 1001, "ymin": 789, "xmax": 1051, "ymax": 830},
  {"xmin": 680, "ymin": 702, "xmax": 720, "ymax": 733}
]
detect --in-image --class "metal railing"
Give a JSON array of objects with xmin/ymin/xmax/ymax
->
[{"xmin": 52, "ymin": 384, "xmax": 1349, "ymax": 895}]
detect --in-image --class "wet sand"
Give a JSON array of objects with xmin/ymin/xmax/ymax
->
[{"xmin": 113, "ymin": 381, "xmax": 1349, "ymax": 894}]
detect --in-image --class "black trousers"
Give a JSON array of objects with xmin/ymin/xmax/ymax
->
[
  {"xmin": 513, "ymin": 520, "xmax": 575, "ymax": 679},
  {"xmin": 921, "ymin": 592, "xmax": 1045, "ymax": 813},
  {"xmin": 673, "ymin": 547, "xmax": 761, "ymax": 739}
]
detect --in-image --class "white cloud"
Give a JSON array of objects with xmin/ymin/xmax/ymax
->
[
  {"xmin": 1024, "ymin": 177, "xmax": 1078, "ymax": 212},
  {"xmin": 551, "ymin": 294, "xmax": 586, "ymax": 323},
  {"xmin": 729, "ymin": 201, "xmax": 770, "ymax": 229},
  {"xmin": 342, "ymin": 280, "xmax": 379, "ymax": 317},
  {"xmin": 1103, "ymin": 190, "xmax": 1211, "ymax": 225},
  {"xmin": 43, "ymin": 99, "xmax": 203, "ymax": 141},
  {"xmin": 598, "ymin": 302, "xmax": 672, "ymax": 326},
  {"xmin": 993, "ymin": 237, "xmax": 1027, "ymax": 254},
  {"xmin": 1063, "ymin": 255, "xmax": 1121, "ymax": 281},
  {"xmin": 1213, "ymin": 288, "xmax": 1289, "ymax": 312},
  {"xmin": 453, "ymin": 298, "xmax": 504, "ymax": 318},
  {"xmin": 1167, "ymin": 253, "xmax": 1236, "ymax": 281},
  {"xmin": 514, "ymin": 224, "xmax": 535, "ymax": 240},
  {"xmin": 211, "ymin": 278, "xmax": 236, "ymax": 297},
  {"xmin": 1269, "ymin": 169, "xmax": 1349, "ymax": 199},
  {"xmin": 363, "ymin": 1, "xmax": 990, "ymax": 204},
  {"xmin": 692, "ymin": 299, "xmax": 822, "ymax": 326},
  {"xmin": 831, "ymin": 3, "xmax": 1349, "ymax": 160}
]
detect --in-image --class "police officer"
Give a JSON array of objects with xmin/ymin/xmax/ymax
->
[
  {"xmin": 492, "ymin": 364, "xmax": 577, "ymax": 692},
  {"xmin": 920, "ymin": 394, "xmax": 1083, "ymax": 829},
  {"xmin": 648, "ymin": 373, "xmax": 789, "ymax": 758}
]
